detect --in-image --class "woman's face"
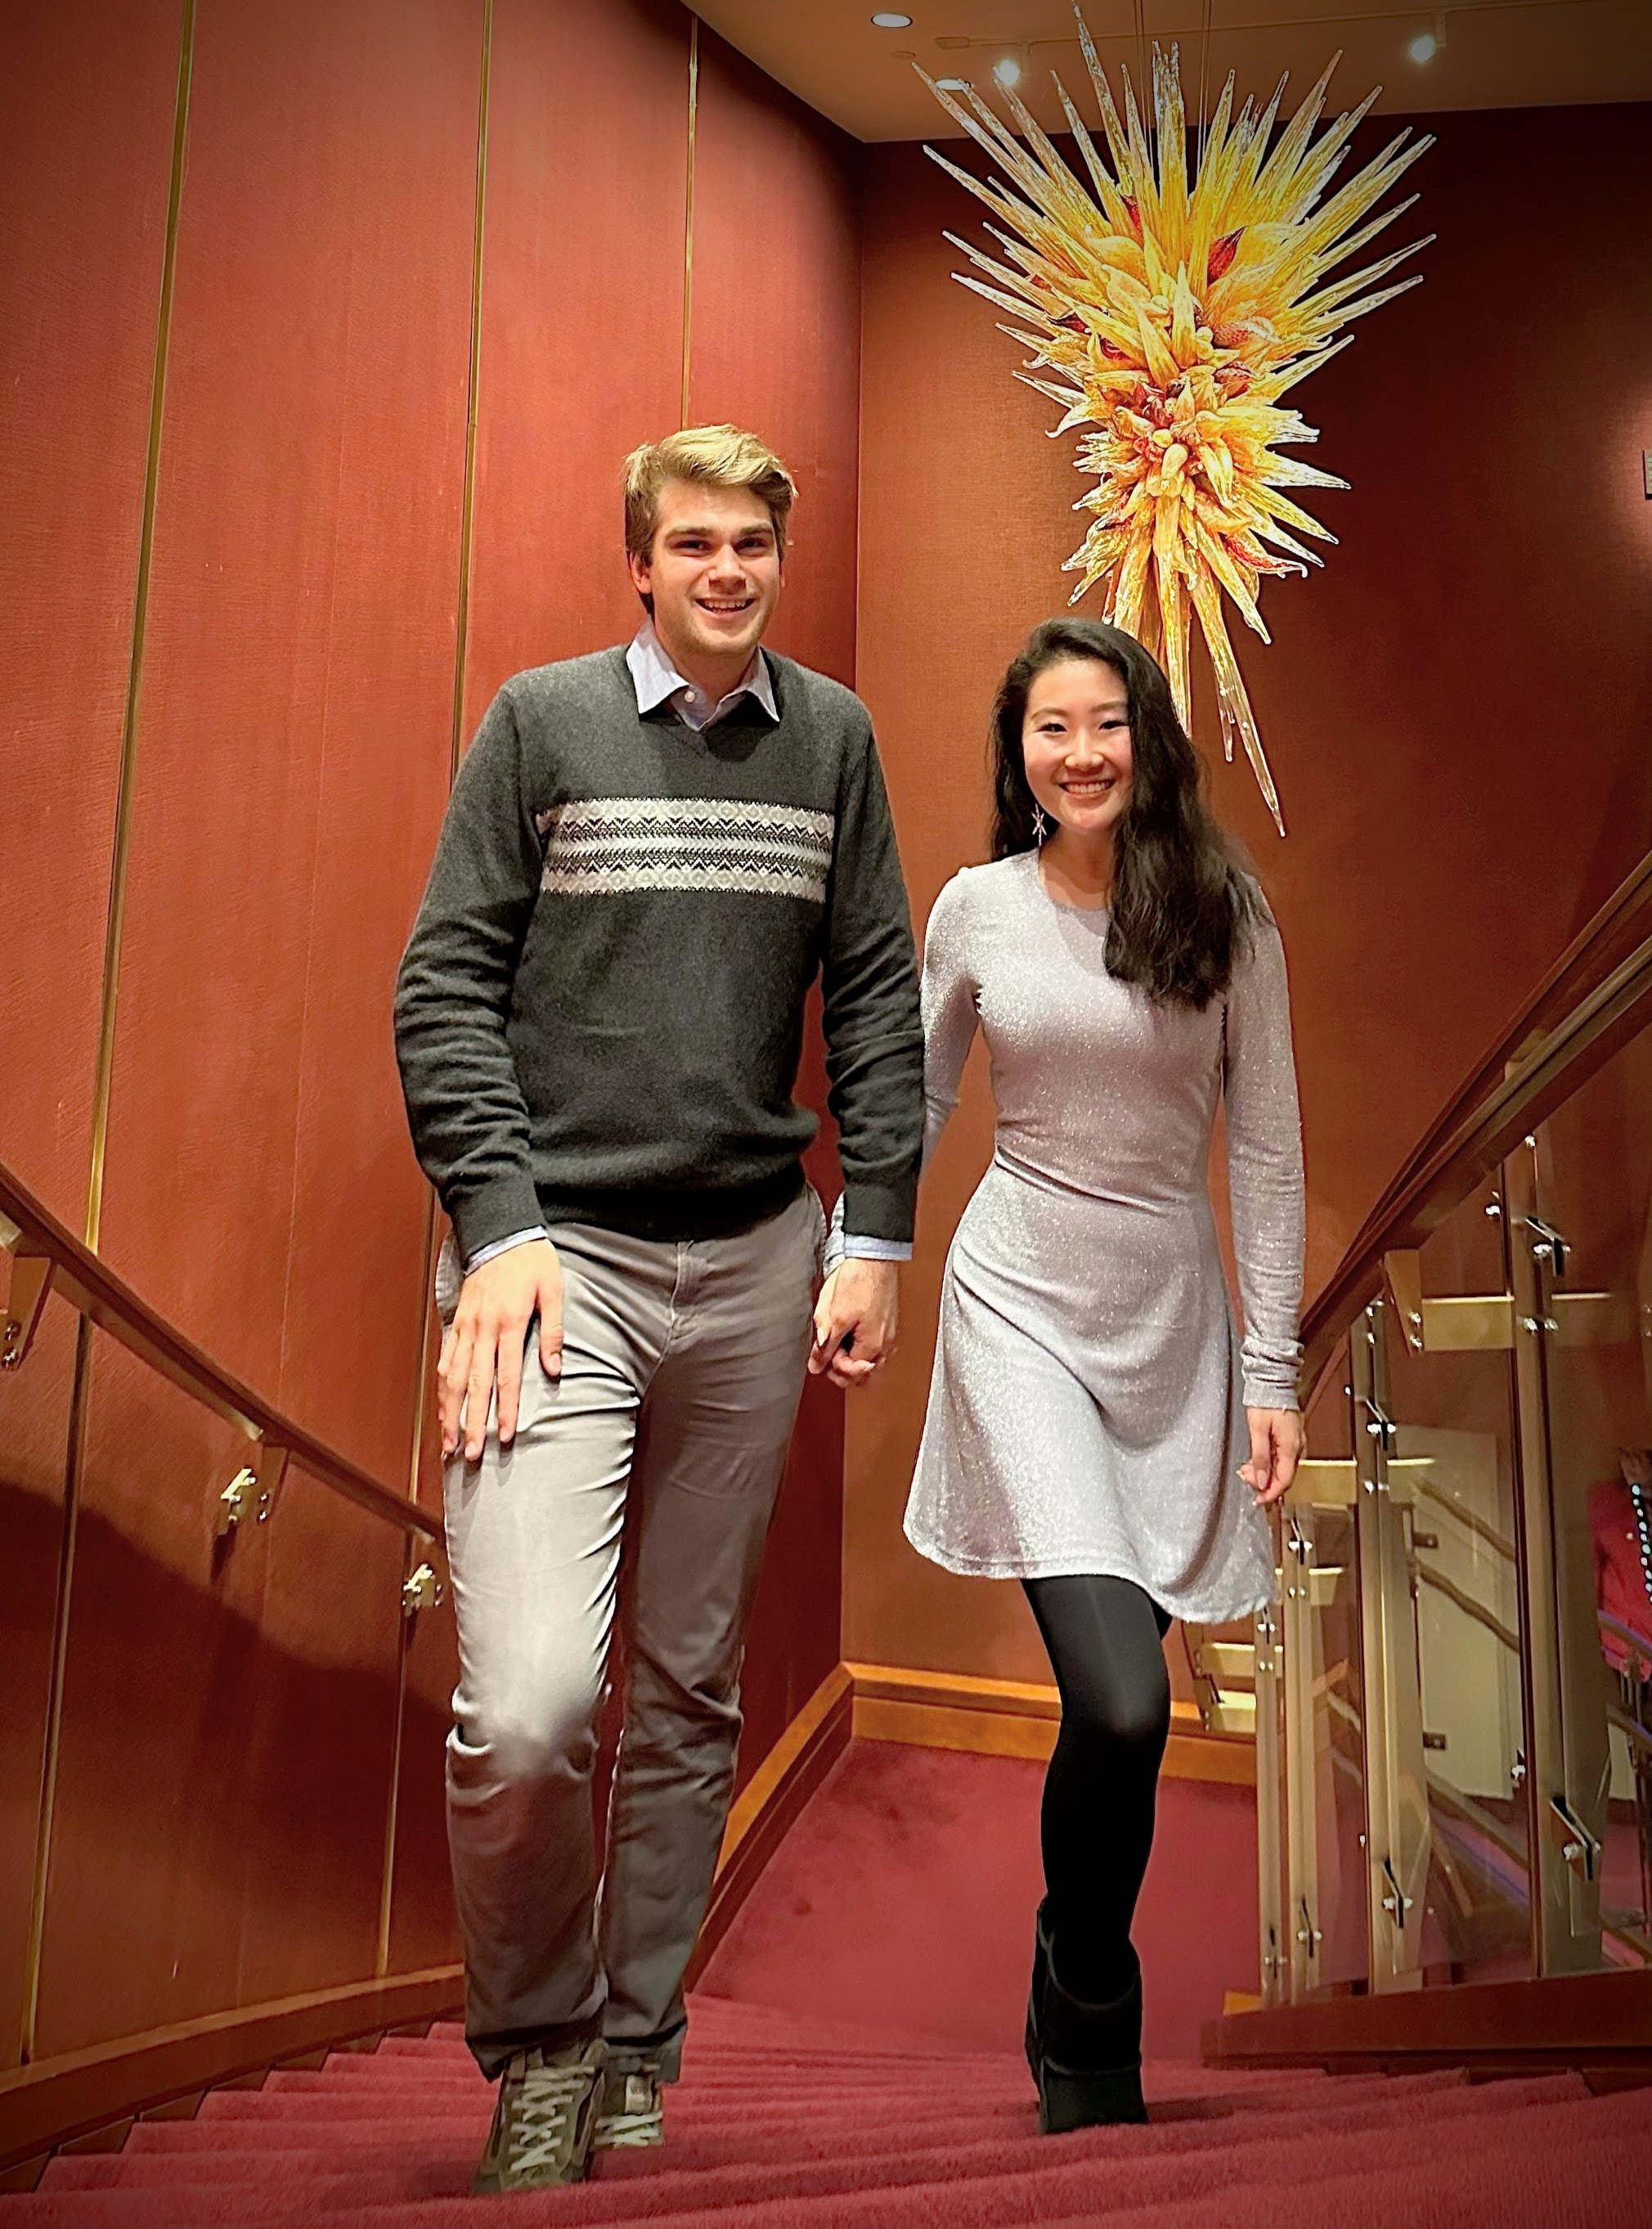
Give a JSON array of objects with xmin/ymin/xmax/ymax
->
[{"xmin": 1021, "ymin": 656, "xmax": 1134, "ymax": 843}]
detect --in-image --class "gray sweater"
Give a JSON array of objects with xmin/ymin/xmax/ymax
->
[{"xmin": 393, "ymin": 646, "xmax": 924, "ymax": 1262}]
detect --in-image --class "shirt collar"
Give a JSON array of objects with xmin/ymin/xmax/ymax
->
[{"xmin": 625, "ymin": 619, "xmax": 778, "ymax": 724}]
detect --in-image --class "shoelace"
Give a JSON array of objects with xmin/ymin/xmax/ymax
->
[
  {"xmin": 598, "ymin": 2073, "xmax": 662, "ymax": 2146},
  {"xmin": 505, "ymin": 2059, "xmax": 595, "ymax": 2175}
]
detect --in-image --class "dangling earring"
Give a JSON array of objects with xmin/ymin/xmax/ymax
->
[{"xmin": 1032, "ymin": 804, "xmax": 1050, "ymax": 844}]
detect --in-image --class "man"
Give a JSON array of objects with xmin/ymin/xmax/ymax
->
[{"xmin": 393, "ymin": 425, "xmax": 923, "ymax": 2193}]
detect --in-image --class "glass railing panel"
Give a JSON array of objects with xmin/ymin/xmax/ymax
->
[
  {"xmin": 1526, "ymin": 1010, "xmax": 1652, "ymax": 1970},
  {"xmin": 1380, "ymin": 1173, "xmax": 1534, "ymax": 1984},
  {"xmin": 1283, "ymin": 1333, "xmax": 1369, "ymax": 1998}
]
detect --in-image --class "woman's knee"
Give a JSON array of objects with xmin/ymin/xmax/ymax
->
[{"xmin": 1059, "ymin": 1662, "xmax": 1171, "ymax": 1761}]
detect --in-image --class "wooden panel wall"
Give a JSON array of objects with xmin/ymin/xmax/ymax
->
[
  {"xmin": 460, "ymin": 0, "xmax": 689, "ymax": 735},
  {"xmin": 846, "ymin": 112, "xmax": 1652, "ymax": 1687},
  {"xmin": 2, "ymin": 0, "xmax": 865, "ymax": 2078},
  {"xmin": 689, "ymin": 28, "xmax": 864, "ymax": 1774},
  {"xmin": 0, "ymin": 2, "xmax": 181, "ymax": 1225}
]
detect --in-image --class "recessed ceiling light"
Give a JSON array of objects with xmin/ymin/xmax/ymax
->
[
  {"xmin": 871, "ymin": 11, "xmax": 913, "ymax": 25},
  {"xmin": 936, "ymin": 76, "xmax": 971, "ymax": 91},
  {"xmin": 994, "ymin": 55, "xmax": 1022, "ymax": 87},
  {"xmin": 1407, "ymin": 29, "xmax": 1437, "ymax": 61}
]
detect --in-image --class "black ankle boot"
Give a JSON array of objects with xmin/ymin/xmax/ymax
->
[
  {"xmin": 1031, "ymin": 1935, "xmax": 1148, "ymax": 2133},
  {"xmin": 1024, "ymin": 1900, "xmax": 1053, "ymax": 2082}
]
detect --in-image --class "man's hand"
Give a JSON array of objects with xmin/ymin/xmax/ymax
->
[
  {"xmin": 808, "ymin": 1260, "xmax": 899, "ymax": 1391},
  {"xmin": 1240, "ymin": 1406, "xmax": 1305, "ymax": 1508},
  {"xmin": 440, "ymin": 1238, "xmax": 564, "ymax": 1462}
]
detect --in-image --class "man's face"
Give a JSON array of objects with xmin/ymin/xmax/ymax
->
[{"xmin": 628, "ymin": 479, "xmax": 783, "ymax": 673}]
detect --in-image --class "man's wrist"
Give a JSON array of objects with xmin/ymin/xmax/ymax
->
[
  {"xmin": 462, "ymin": 1228, "xmax": 550, "ymax": 1276},
  {"xmin": 842, "ymin": 1235, "xmax": 911, "ymax": 1263}
]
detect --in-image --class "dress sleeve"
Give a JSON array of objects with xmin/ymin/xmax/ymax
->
[
  {"xmin": 1222, "ymin": 905, "xmax": 1306, "ymax": 1410},
  {"xmin": 824, "ymin": 871, "xmax": 979, "ymax": 1274},
  {"xmin": 917, "ymin": 870, "xmax": 981, "ymax": 1163}
]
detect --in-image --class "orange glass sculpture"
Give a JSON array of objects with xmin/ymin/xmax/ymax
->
[{"xmin": 923, "ymin": 15, "xmax": 1432, "ymax": 832}]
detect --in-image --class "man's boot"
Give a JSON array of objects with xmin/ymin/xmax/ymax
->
[{"xmin": 1030, "ymin": 1930, "xmax": 1149, "ymax": 2133}]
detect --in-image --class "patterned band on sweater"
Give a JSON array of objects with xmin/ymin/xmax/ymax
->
[{"xmin": 540, "ymin": 798, "xmax": 835, "ymax": 902}]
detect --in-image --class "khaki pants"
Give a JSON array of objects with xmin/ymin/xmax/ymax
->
[{"xmin": 439, "ymin": 1189, "xmax": 819, "ymax": 2078}]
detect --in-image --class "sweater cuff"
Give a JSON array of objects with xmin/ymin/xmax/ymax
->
[
  {"xmin": 839, "ymin": 1176, "xmax": 916, "ymax": 1247},
  {"xmin": 449, "ymin": 1173, "xmax": 545, "ymax": 1267},
  {"xmin": 1241, "ymin": 1370, "xmax": 1302, "ymax": 1413}
]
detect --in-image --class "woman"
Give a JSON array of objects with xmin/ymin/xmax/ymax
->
[{"xmin": 831, "ymin": 615, "xmax": 1304, "ymax": 2131}]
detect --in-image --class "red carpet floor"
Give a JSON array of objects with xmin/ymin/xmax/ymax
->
[
  {"xmin": 697, "ymin": 1740, "xmax": 1259, "ymax": 2060},
  {"xmin": 11, "ymin": 2004, "xmax": 1651, "ymax": 2227},
  {"xmin": 7, "ymin": 1741, "xmax": 1650, "ymax": 2223}
]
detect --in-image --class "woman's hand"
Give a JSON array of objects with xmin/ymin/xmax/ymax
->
[
  {"xmin": 809, "ymin": 1260, "xmax": 900, "ymax": 1390},
  {"xmin": 1241, "ymin": 1407, "xmax": 1304, "ymax": 1507}
]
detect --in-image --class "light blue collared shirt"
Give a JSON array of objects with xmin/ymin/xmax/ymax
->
[
  {"xmin": 624, "ymin": 616, "xmax": 780, "ymax": 730},
  {"xmin": 465, "ymin": 623, "xmax": 909, "ymax": 1274}
]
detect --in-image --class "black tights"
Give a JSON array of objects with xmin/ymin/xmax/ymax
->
[{"xmin": 1023, "ymin": 1575, "xmax": 1172, "ymax": 2005}]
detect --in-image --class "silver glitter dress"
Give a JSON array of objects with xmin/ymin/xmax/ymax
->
[{"xmin": 903, "ymin": 851, "xmax": 1304, "ymax": 1622}]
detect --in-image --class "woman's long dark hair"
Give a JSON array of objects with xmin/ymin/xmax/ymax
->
[{"xmin": 990, "ymin": 616, "xmax": 1256, "ymax": 1009}]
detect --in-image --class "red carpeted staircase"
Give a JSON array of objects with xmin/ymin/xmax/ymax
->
[{"xmin": 8, "ymin": 1993, "xmax": 1652, "ymax": 2228}]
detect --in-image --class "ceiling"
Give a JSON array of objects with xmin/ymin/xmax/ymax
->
[{"xmin": 690, "ymin": 0, "xmax": 1652, "ymax": 141}]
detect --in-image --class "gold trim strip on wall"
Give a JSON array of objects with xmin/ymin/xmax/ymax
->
[
  {"xmin": 20, "ymin": 0, "xmax": 200, "ymax": 2069},
  {"xmin": 19, "ymin": 1322, "xmax": 94, "ymax": 2064},
  {"xmin": 375, "ymin": 1546, "xmax": 416, "ymax": 1978},
  {"xmin": 447, "ymin": 0, "xmax": 493, "ymax": 778},
  {"xmin": 83, "ymin": 0, "xmax": 199, "ymax": 1256},
  {"xmin": 680, "ymin": 16, "xmax": 698, "ymax": 427}
]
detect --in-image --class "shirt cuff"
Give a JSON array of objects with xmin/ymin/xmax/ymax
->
[
  {"xmin": 463, "ymin": 1228, "xmax": 550, "ymax": 1274},
  {"xmin": 842, "ymin": 1236, "xmax": 913, "ymax": 1262}
]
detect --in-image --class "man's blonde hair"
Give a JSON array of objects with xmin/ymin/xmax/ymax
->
[{"xmin": 622, "ymin": 425, "xmax": 797, "ymax": 563}]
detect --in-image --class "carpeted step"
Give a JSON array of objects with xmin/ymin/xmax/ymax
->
[
  {"xmin": 354, "ymin": 2090, "xmax": 1652, "ymax": 2229},
  {"xmin": 25, "ymin": 2071, "xmax": 1597, "ymax": 2223},
  {"xmin": 18, "ymin": 2080, "xmax": 1648, "ymax": 2229},
  {"xmin": 42, "ymin": 2065, "xmax": 1497, "ymax": 2186},
  {"xmin": 1029, "ymin": 2124, "xmax": 1652, "ymax": 2229}
]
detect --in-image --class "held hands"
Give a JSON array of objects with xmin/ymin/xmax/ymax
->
[
  {"xmin": 809, "ymin": 1259, "xmax": 900, "ymax": 1391},
  {"xmin": 1241, "ymin": 1406, "xmax": 1304, "ymax": 1507},
  {"xmin": 439, "ymin": 1238, "xmax": 563, "ymax": 1463}
]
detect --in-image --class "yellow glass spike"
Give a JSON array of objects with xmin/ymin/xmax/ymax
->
[{"xmin": 920, "ymin": 15, "xmax": 1433, "ymax": 834}]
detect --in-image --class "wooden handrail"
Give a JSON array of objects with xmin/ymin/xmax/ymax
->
[
  {"xmin": 1300, "ymin": 848, "xmax": 1652, "ymax": 1392},
  {"xmin": 0, "ymin": 1156, "xmax": 439, "ymax": 1543}
]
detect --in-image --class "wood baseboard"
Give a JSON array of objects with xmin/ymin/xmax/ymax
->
[
  {"xmin": 0, "ymin": 1966, "xmax": 464, "ymax": 2176},
  {"xmin": 0, "ymin": 1664, "xmax": 854, "ymax": 2174},
  {"xmin": 845, "ymin": 1662, "xmax": 1255, "ymax": 1786},
  {"xmin": 1204, "ymin": 1968, "xmax": 1652, "ymax": 2080}
]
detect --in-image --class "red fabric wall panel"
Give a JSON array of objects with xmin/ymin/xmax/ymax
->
[
  {"xmin": 94, "ymin": 0, "xmax": 480, "ymax": 1477},
  {"xmin": 460, "ymin": 0, "xmax": 689, "ymax": 739},
  {"xmin": 692, "ymin": 30, "xmax": 867, "ymax": 1750},
  {"xmin": 234, "ymin": 1475, "xmax": 406, "ymax": 2005},
  {"xmin": 848, "ymin": 111, "xmax": 1652, "ymax": 1683},
  {"xmin": 34, "ymin": 1340, "xmax": 268, "ymax": 2055},
  {"xmin": 689, "ymin": 29, "xmax": 861, "ymax": 688},
  {"xmin": 384, "ymin": 1601, "xmax": 463, "ymax": 1975},
  {"xmin": 268, "ymin": 5, "xmax": 481, "ymax": 1483},
  {"xmin": 0, "ymin": 2, "xmax": 181, "ymax": 1221}
]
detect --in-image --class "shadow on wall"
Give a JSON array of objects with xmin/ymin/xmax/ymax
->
[{"xmin": 0, "ymin": 1476, "xmax": 456, "ymax": 2069}]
